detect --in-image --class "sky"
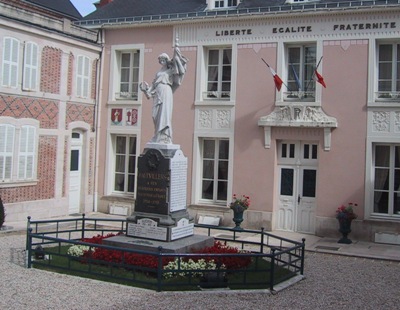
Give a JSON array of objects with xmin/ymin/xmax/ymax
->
[{"xmin": 70, "ymin": 0, "xmax": 96, "ymax": 17}]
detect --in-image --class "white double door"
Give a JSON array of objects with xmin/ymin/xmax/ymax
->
[{"xmin": 276, "ymin": 141, "xmax": 318, "ymax": 234}]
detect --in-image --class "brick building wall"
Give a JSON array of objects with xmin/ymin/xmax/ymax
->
[{"xmin": 40, "ymin": 47, "xmax": 62, "ymax": 94}]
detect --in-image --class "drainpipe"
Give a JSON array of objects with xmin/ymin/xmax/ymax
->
[{"xmin": 92, "ymin": 28, "xmax": 105, "ymax": 212}]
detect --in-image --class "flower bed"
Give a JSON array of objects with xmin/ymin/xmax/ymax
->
[{"xmin": 72, "ymin": 234, "xmax": 252, "ymax": 276}]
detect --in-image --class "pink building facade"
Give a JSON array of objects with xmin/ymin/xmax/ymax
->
[
  {"xmin": 0, "ymin": 0, "xmax": 101, "ymax": 222},
  {"xmin": 79, "ymin": 1, "xmax": 400, "ymax": 243}
]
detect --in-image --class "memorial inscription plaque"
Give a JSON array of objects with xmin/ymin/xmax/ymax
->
[
  {"xmin": 135, "ymin": 149, "xmax": 169, "ymax": 215},
  {"xmin": 127, "ymin": 146, "xmax": 194, "ymax": 242}
]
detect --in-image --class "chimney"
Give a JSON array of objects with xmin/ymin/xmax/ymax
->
[{"xmin": 94, "ymin": 0, "xmax": 113, "ymax": 9}]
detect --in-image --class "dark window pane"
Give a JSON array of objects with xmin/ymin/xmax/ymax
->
[
  {"xmin": 394, "ymin": 168, "xmax": 400, "ymax": 191},
  {"xmin": 223, "ymin": 49, "xmax": 231, "ymax": 64},
  {"xmin": 203, "ymin": 140, "xmax": 215, "ymax": 159},
  {"xmin": 116, "ymin": 136, "xmax": 126, "ymax": 154},
  {"xmin": 133, "ymin": 52, "xmax": 140, "ymax": 66},
  {"xmin": 208, "ymin": 50, "xmax": 219, "ymax": 65},
  {"xmin": 219, "ymin": 140, "xmax": 229, "ymax": 159},
  {"xmin": 375, "ymin": 145, "xmax": 390, "ymax": 167},
  {"xmin": 312, "ymin": 145, "xmax": 318, "ymax": 159},
  {"xmin": 393, "ymin": 192, "xmax": 400, "ymax": 214},
  {"xmin": 128, "ymin": 156, "xmax": 136, "ymax": 173},
  {"xmin": 289, "ymin": 144, "xmax": 295, "ymax": 158},
  {"xmin": 128, "ymin": 175, "xmax": 135, "ymax": 192},
  {"xmin": 129, "ymin": 137, "xmax": 136, "ymax": 155},
  {"xmin": 374, "ymin": 191, "xmax": 388, "ymax": 213},
  {"xmin": 115, "ymin": 155, "xmax": 125, "ymax": 173},
  {"xmin": 379, "ymin": 45, "xmax": 392, "ymax": 61},
  {"xmin": 121, "ymin": 53, "xmax": 130, "ymax": 67},
  {"xmin": 114, "ymin": 174, "xmax": 124, "ymax": 191},
  {"xmin": 70, "ymin": 150, "xmax": 79, "ymax": 171},
  {"xmin": 280, "ymin": 168, "xmax": 294, "ymax": 196},
  {"xmin": 282, "ymin": 143, "xmax": 287, "ymax": 158},
  {"xmin": 303, "ymin": 169, "xmax": 316, "ymax": 197},
  {"xmin": 202, "ymin": 180, "xmax": 213, "ymax": 199},
  {"xmin": 374, "ymin": 168, "xmax": 389, "ymax": 190},
  {"xmin": 217, "ymin": 181, "xmax": 227, "ymax": 200},
  {"xmin": 203, "ymin": 160, "xmax": 214, "ymax": 179},
  {"xmin": 218, "ymin": 161, "xmax": 228, "ymax": 180},
  {"xmin": 304, "ymin": 144, "xmax": 309, "ymax": 159}
]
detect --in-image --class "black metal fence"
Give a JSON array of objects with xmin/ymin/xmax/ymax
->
[{"xmin": 26, "ymin": 215, "xmax": 305, "ymax": 292}]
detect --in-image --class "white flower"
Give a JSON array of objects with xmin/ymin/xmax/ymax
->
[
  {"xmin": 163, "ymin": 258, "xmax": 225, "ymax": 279},
  {"xmin": 67, "ymin": 244, "xmax": 91, "ymax": 257}
]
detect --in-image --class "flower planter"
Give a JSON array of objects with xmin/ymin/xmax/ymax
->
[
  {"xmin": 232, "ymin": 206, "xmax": 245, "ymax": 230},
  {"xmin": 336, "ymin": 203, "xmax": 358, "ymax": 244},
  {"xmin": 229, "ymin": 194, "xmax": 250, "ymax": 230},
  {"xmin": 338, "ymin": 219, "xmax": 353, "ymax": 244}
]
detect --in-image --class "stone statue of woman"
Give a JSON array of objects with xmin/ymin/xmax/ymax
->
[{"xmin": 140, "ymin": 38, "xmax": 188, "ymax": 144}]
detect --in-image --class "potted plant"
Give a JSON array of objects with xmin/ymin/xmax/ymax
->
[
  {"xmin": 336, "ymin": 203, "xmax": 357, "ymax": 244},
  {"xmin": 230, "ymin": 194, "xmax": 250, "ymax": 230}
]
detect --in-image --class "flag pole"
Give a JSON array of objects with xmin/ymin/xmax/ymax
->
[
  {"xmin": 261, "ymin": 58, "xmax": 290, "ymax": 91},
  {"xmin": 290, "ymin": 63, "xmax": 301, "ymax": 91},
  {"xmin": 305, "ymin": 56, "xmax": 323, "ymax": 92}
]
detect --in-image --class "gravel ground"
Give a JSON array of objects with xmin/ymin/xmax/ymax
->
[{"xmin": 1, "ymin": 233, "xmax": 399, "ymax": 310}]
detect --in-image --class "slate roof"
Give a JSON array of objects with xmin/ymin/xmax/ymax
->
[
  {"xmin": 26, "ymin": 0, "xmax": 82, "ymax": 19},
  {"xmin": 79, "ymin": 0, "xmax": 399, "ymax": 24}
]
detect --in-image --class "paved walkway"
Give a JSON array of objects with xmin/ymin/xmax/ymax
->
[{"xmin": 2, "ymin": 212, "xmax": 400, "ymax": 262}]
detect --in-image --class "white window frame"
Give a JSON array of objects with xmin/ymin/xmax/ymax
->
[
  {"xmin": 284, "ymin": 43, "xmax": 317, "ymax": 102},
  {"xmin": 198, "ymin": 138, "xmax": 230, "ymax": 204},
  {"xmin": 0, "ymin": 117, "xmax": 39, "ymax": 186},
  {"xmin": 76, "ymin": 55, "xmax": 90, "ymax": 98},
  {"xmin": 209, "ymin": 0, "xmax": 238, "ymax": 9},
  {"xmin": 23, "ymin": 41, "xmax": 39, "ymax": 91},
  {"xmin": 204, "ymin": 47, "xmax": 232, "ymax": 100},
  {"xmin": 2, "ymin": 37, "xmax": 20, "ymax": 88},
  {"xmin": 111, "ymin": 134, "xmax": 137, "ymax": 196},
  {"xmin": 376, "ymin": 42, "xmax": 400, "ymax": 101},
  {"xmin": 109, "ymin": 44, "xmax": 144, "ymax": 103},
  {"xmin": 117, "ymin": 50, "xmax": 140, "ymax": 100},
  {"xmin": 371, "ymin": 143, "xmax": 400, "ymax": 218}
]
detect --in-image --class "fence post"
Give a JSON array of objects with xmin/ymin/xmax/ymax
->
[
  {"xmin": 300, "ymin": 238, "xmax": 306, "ymax": 275},
  {"xmin": 81, "ymin": 213, "xmax": 86, "ymax": 240},
  {"xmin": 270, "ymin": 248, "xmax": 276, "ymax": 291},
  {"xmin": 157, "ymin": 246, "xmax": 163, "ymax": 292},
  {"xmin": 26, "ymin": 216, "xmax": 31, "ymax": 251},
  {"xmin": 26, "ymin": 227, "xmax": 33, "ymax": 268},
  {"xmin": 260, "ymin": 227, "xmax": 265, "ymax": 253}
]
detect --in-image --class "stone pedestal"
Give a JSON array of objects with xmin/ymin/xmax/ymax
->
[{"xmin": 127, "ymin": 144, "xmax": 194, "ymax": 242}]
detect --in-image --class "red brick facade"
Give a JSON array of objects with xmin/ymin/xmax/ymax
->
[
  {"xmin": 0, "ymin": 94, "xmax": 59, "ymax": 129},
  {"xmin": 40, "ymin": 47, "xmax": 62, "ymax": 94},
  {"xmin": 1, "ymin": 136, "xmax": 57, "ymax": 203},
  {"xmin": 67, "ymin": 53, "xmax": 74, "ymax": 96},
  {"xmin": 66, "ymin": 102, "xmax": 95, "ymax": 129}
]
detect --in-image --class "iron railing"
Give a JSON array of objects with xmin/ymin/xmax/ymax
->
[{"xmin": 26, "ymin": 215, "xmax": 305, "ymax": 292}]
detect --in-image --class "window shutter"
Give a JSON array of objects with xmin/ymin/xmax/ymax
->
[
  {"xmin": 23, "ymin": 42, "xmax": 38, "ymax": 90},
  {"xmin": 0, "ymin": 125, "xmax": 15, "ymax": 180},
  {"xmin": 18, "ymin": 126, "xmax": 35, "ymax": 180},
  {"xmin": 2, "ymin": 37, "xmax": 19, "ymax": 88},
  {"xmin": 77, "ymin": 55, "xmax": 90, "ymax": 98},
  {"xmin": 83, "ymin": 56, "xmax": 89, "ymax": 97},
  {"xmin": 77, "ymin": 55, "xmax": 83, "ymax": 97}
]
